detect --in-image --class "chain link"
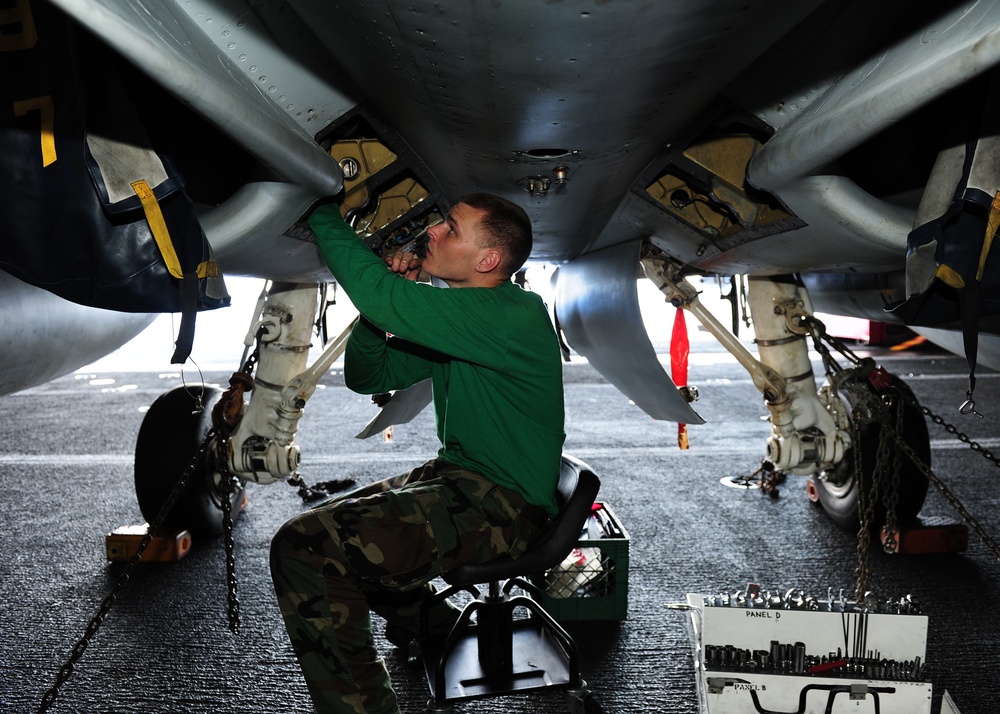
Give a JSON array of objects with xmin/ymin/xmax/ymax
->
[
  {"xmin": 919, "ymin": 404, "xmax": 1000, "ymax": 469},
  {"xmin": 804, "ymin": 315, "xmax": 1000, "ymax": 580},
  {"xmin": 727, "ymin": 458, "xmax": 785, "ymax": 495},
  {"xmin": 287, "ymin": 474, "xmax": 357, "ymax": 502},
  {"xmin": 852, "ymin": 396, "xmax": 876, "ymax": 601},
  {"xmin": 902, "ymin": 396, "xmax": 1000, "ymax": 562},
  {"xmin": 216, "ymin": 435, "xmax": 241, "ymax": 636},
  {"xmin": 208, "ymin": 330, "xmax": 271, "ymax": 637},
  {"xmin": 891, "ymin": 429, "xmax": 1000, "ymax": 563},
  {"xmin": 849, "ymin": 378, "xmax": 903, "ymax": 600},
  {"xmin": 39, "ymin": 332, "xmax": 271, "ymax": 710},
  {"xmin": 38, "ymin": 427, "xmax": 217, "ymax": 712},
  {"xmin": 804, "ymin": 312, "xmax": 874, "ymax": 600},
  {"xmin": 880, "ymin": 395, "xmax": 904, "ymax": 554}
]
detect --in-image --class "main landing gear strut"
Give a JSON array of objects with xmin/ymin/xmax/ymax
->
[
  {"xmin": 641, "ymin": 249, "xmax": 930, "ymax": 531},
  {"xmin": 134, "ymin": 281, "xmax": 354, "ymax": 536}
]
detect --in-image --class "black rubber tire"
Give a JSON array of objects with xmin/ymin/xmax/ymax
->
[
  {"xmin": 812, "ymin": 375, "xmax": 930, "ymax": 532},
  {"xmin": 134, "ymin": 385, "xmax": 243, "ymax": 537}
]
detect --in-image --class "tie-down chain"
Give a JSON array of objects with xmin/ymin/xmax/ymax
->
[
  {"xmin": 801, "ymin": 316, "xmax": 1000, "ymax": 597},
  {"xmin": 37, "ymin": 326, "xmax": 350, "ymax": 712}
]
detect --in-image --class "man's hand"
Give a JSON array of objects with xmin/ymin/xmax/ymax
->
[{"xmin": 383, "ymin": 249, "xmax": 424, "ymax": 281}]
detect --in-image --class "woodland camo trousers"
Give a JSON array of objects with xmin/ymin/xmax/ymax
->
[{"xmin": 269, "ymin": 458, "xmax": 548, "ymax": 714}]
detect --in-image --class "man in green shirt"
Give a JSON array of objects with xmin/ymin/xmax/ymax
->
[{"xmin": 270, "ymin": 193, "xmax": 566, "ymax": 713}]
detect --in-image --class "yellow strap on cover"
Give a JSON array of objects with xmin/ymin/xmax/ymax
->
[
  {"xmin": 976, "ymin": 190, "xmax": 1000, "ymax": 282},
  {"xmin": 131, "ymin": 179, "xmax": 219, "ymax": 280},
  {"xmin": 198, "ymin": 261, "xmax": 220, "ymax": 278},
  {"xmin": 132, "ymin": 179, "xmax": 184, "ymax": 279}
]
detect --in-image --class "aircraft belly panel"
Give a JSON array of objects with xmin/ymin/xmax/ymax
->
[
  {"xmin": 686, "ymin": 178, "xmax": 912, "ymax": 275},
  {"xmin": 736, "ymin": 1, "xmax": 1000, "ymax": 273},
  {"xmin": 50, "ymin": 0, "xmax": 343, "ymax": 195},
  {"xmin": 555, "ymin": 240, "xmax": 704, "ymax": 425},
  {"xmin": 750, "ymin": 0, "xmax": 1000, "ymax": 186},
  {"xmin": 296, "ymin": 0, "xmax": 822, "ymax": 262},
  {"xmin": 912, "ymin": 327, "xmax": 1000, "ymax": 372}
]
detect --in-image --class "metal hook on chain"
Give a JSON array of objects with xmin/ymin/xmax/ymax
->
[
  {"xmin": 179, "ymin": 357, "xmax": 206, "ymax": 414},
  {"xmin": 959, "ymin": 394, "xmax": 984, "ymax": 418}
]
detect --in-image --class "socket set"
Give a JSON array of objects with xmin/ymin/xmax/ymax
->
[
  {"xmin": 703, "ymin": 585, "xmax": 921, "ymax": 615},
  {"xmin": 703, "ymin": 642, "xmax": 924, "ymax": 681},
  {"xmin": 683, "ymin": 586, "xmax": 940, "ymax": 714}
]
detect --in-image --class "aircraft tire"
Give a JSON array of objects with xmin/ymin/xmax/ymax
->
[
  {"xmin": 811, "ymin": 374, "xmax": 930, "ymax": 532},
  {"xmin": 134, "ymin": 385, "xmax": 244, "ymax": 537}
]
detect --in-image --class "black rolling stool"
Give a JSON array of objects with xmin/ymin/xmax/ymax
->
[{"xmin": 418, "ymin": 454, "xmax": 602, "ymax": 714}]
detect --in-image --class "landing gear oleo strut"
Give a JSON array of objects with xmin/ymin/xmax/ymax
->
[
  {"xmin": 640, "ymin": 249, "xmax": 930, "ymax": 529},
  {"xmin": 133, "ymin": 282, "xmax": 353, "ymax": 534},
  {"xmin": 44, "ymin": 281, "xmax": 356, "ymax": 711}
]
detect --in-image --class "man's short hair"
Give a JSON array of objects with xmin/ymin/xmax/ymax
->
[{"xmin": 459, "ymin": 193, "xmax": 533, "ymax": 278}]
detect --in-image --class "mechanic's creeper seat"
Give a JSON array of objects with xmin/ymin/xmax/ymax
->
[{"xmin": 419, "ymin": 454, "xmax": 601, "ymax": 713}]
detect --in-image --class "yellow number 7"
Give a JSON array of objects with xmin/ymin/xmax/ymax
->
[{"xmin": 13, "ymin": 95, "xmax": 56, "ymax": 167}]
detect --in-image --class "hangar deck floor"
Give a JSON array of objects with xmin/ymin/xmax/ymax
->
[{"xmin": 1, "ymin": 340, "xmax": 997, "ymax": 714}]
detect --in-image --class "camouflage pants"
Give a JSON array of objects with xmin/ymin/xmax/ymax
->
[{"xmin": 269, "ymin": 458, "xmax": 547, "ymax": 714}]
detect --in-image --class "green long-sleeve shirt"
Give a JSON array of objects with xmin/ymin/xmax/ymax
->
[{"xmin": 309, "ymin": 204, "xmax": 565, "ymax": 514}]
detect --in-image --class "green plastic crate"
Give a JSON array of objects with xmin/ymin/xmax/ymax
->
[{"xmin": 530, "ymin": 501, "xmax": 629, "ymax": 621}]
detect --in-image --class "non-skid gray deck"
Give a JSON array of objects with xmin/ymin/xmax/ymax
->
[{"xmin": 1, "ymin": 342, "xmax": 997, "ymax": 713}]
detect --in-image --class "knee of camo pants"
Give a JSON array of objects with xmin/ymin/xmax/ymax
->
[{"xmin": 270, "ymin": 514, "xmax": 400, "ymax": 714}]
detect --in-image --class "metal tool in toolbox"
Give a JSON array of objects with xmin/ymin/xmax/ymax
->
[{"xmin": 672, "ymin": 585, "xmax": 962, "ymax": 714}]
